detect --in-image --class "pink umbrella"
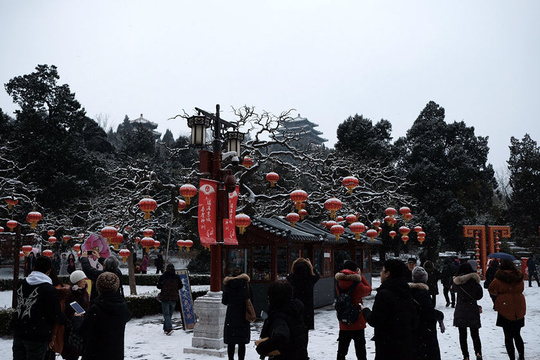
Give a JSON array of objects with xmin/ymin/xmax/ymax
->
[{"xmin": 83, "ymin": 233, "xmax": 111, "ymax": 258}]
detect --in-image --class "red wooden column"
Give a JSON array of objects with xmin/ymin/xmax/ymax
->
[{"xmin": 463, "ymin": 225, "xmax": 486, "ymax": 276}]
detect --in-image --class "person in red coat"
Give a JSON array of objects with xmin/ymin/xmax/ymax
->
[
  {"xmin": 335, "ymin": 260, "xmax": 372, "ymax": 360},
  {"xmin": 488, "ymin": 259, "xmax": 526, "ymax": 360}
]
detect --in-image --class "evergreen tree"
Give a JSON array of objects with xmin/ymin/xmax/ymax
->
[{"xmin": 162, "ymin": 129, "xmax": 175, "ymax": 146}]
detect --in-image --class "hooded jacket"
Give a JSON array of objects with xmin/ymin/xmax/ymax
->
[
  {"xmin": 157, "ymin": 270, "xmax": 183, "ymax": 302},
  {"xmin": 451, "ymin": 272, "xmax": 483, "ymax": 328},
  {"xmin": 409, "ymin": 282, "xmax": 443, "ymax": 360},
  {"xmin": 287, "ymin": 258, "xmax": 320, "ymax": 330},
  {"xmin": 334, "ymin": 269, "xmax": 372, "ymax": 331},
  {"xmin": 488, "ymin": 269, "xmax": 526, "ymax": 321},
  {"xmin": 222, "ymin": 273, "xmax": 252, "ymax": 344},
  {"xmin": 14, "ymin": 271, "xmax": 66, "ymax": 342}
]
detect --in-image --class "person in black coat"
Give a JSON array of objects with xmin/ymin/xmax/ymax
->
[
  {"xmin": 451, "ymin": 263, "xmax": 483, "ymax": 360},
  {"xmin": 78, "ymin": 272, "xmax": 132, "ymax": 360},
  {"xmin": 155, "ymin": 250, "xmax": 164, "ymax": 274},
  {"xmin": 423, "ymin": 260, "xmax": 440, "ymax": 306},
  {"xmin": 361, "ymin": 259, "xmax": 417, "ymax": 360},
  {"xmin": 527, "ymin": 256, "xmax": 540, "ymax": 287},
  {"xmin": 256, "ymin": 280, "xmax": 308, "ymax": 360},
  {"xmin": 286, "ymin": 257, "xmax": 319, "ymax": 348},
  {"xmin": 80, "ymin": 250, "xmax": 124, "ymax": 302},
  {"xmin": 441, "ymin": 258, "xmax": 458, "ymax": 307},
  {"xmin": 484, "ymin": 259, "xmax": 499, "ymax": 304},
  {"xmin": 222, "ymin": 268, "xmax": 252, "ymax": 360},
  {"xmin": 157, "ymin": 263, "xmax": 183, "ymax": 335},
  {"xmin": 410, "ymin": 266, "xmax": 444, "ymax": 360}
]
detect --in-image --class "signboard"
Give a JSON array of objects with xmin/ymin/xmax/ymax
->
[
  {"xmin": 223, "ymin": 185, "xmax": 239, "ymax": 245},
  {"xmin": 178, "ymin": 269, "xmax": 196, "ymax": 330},
  {"xmin": 198, "ymin": 179, "xmax": 218, "ymax": 247}
]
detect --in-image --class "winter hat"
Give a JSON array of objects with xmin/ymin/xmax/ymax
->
[
  {"xmin": 408, "ymin": 257, "xmax": 417, "ymax": 264},
  {"xmin": 70, "ymin": 270, "xmax": 87, "ymax": 284},
  {"xmin": 96, "ymin": 272, "xmax": 120, "ymax": 294},
  {"xmin": 412, "ymin": 266, "xmax": 428, "ymax": 283},
  {"xmin": 343, "ymin": 260, "xmax": 358, "ymax": 272}
]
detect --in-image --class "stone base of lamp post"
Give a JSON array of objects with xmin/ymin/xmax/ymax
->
[{"xmin": 183, "ymin": 291, "xmax": 227, "ymax": 357}]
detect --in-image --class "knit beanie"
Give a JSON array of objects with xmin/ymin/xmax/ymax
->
[
  {"xmin": 96, "ymin": 272, "xmax": 120, "ymax": 294},
  {"xmin": 70, "ymin": 270, "xmax": 87, "ymax": 284},
  {"xmin": 412, "ymin": 266, "xmax": 428, "ymax": 283}
]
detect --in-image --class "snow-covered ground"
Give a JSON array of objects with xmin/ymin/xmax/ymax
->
[{"xmin": 1, "ymin": 276, "xmax": 539, "ymax": 359}]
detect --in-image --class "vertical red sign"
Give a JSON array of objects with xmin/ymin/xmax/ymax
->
[
  {"xmin": 198, "ymin": 179, "xmax": 218, "ymax": 247},
  {"xmin": 223, "ymin": 185, "xmax": 239, "ymax": 245}
]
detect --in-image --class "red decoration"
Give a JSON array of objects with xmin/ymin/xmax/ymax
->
[
  {"xmin": 417, "ymin": 231, "xmax": 426, "ymax": 244},
  {"xmin": 138, "ymin": 197, "xmax": 157, "ymax": 220},
  {"xmin": 325, "ymin": 220, "xmax": 338, "ymax": 229},
  {"xmin": 346, "ymin": 214, "xmax": 358, "ymax": 224},
  {"xmin": 5, "ymin": 197, "xmax": 18, "ymax": 210},
  {"xmin": 324, "ymin": 198, "xmax": 342, "ymax": 219},
  {"xmin": 48, "ymin": 236, "xmax": 57, "ymax": 245},
  {"xmin": 143, "ymin": 228, "xmax": 154, "ymax": 237},
  {"xmin": 0, "ymin": 226, "xmax": 3, "ymax": 232},
  {"xmin": 266, "ymin": 172, "xmax": 279, "ymax": 187},
  {"xmin": 385, "ymin": 207, "xmax": 397, "ymax": 217},
  {"xmin": 342, "ymin": 176, "xmax": 359, "ymax": 194},
  {"xmin": 63, "ymin": 235, "xmax": 71, "ymax": 243},
  {"xmin": 26, "ymin": 211, "xmax": 42, "ymax": 229},
  {"xmin": 366, "ymin": 229, "xmax": 378, "ymax": 241},
  {"xmin": 372, "ymin": 219, "xmax": 382, "ymax": 228},
  {"xmin": 101, "ymin": 226, "xmax": 118, "ymax": 242},
  {"xmin": 177, "ymin": 199, "xmax": 187, "ymax": 212},
  {"xmin": 399, "ymin": 207, "xmax": 411, "ymax": 215},
  {"xmin": 331, "ymin": 224, "xmax": 345, "ymax": 240},
  {"xmin": 286, "ymin": 212, "xmax": 300, "ymax": 227},
  {"xmin": 73, "ymin": 243, "xmax": 81, "ymax": 252},
  {"xmin": 350, "ymin": 222, "xmax": 366, "ymax": 240},
  {"xmin": 22, "ymin": 245, "xmax": 33, "ymax": 256},
  {"xmin": 414, "ymin": 226, "xmax": 423, "ymax": 233},
  {"xmin": 7, "ymin": 220, "xmax": 18, "ymax": 232},
  {"xmin": 119, "ymin": 249, "xmax": 130, "ymax": 262},
  {"xmin": 140, "ymin": 237, "xmax": 155, "ymax": 251},
  {"xmin": 185, "ymin": 240, "xmax": 193, "ymax": 248},
  {"xmin": 401, "ymin": 235, "xmax": 410, "ymax": 243},
  {"xmin": 43, "ymin": 249, "xmax": 53, "ymax": 258},
  {"xmin": 179, "ymin": 184, "xmax": 198, "ymax": 204},
  {"xmin": 389, "ymin": 230, "xmax": 397, "ymax": 239},
  {"xmin": 154, "ymin": 240, "xmax": 161, "ymax": 249},
  {"xmin": 111, "ymin": 233, "xmax": 124, "ymax": 249},
  {"xmin": 235, "ymin": 214, "xmax": 251, "ymax": 235},
  {"xmin": 47, "ymin": 229, "xmax": 55, "ymax": 237},
  {"xmin": 290, "ymin": 190, "xmax": 308, "ymax": 211},
  {"xmin": 242, "ymin": 157, "xmax": 254, "ymax": 168},
  {"xmin": 299, "ymin": 209, "xmax": 308, "ymax": 220},
  {"xmin": 403, "ymin": 213, "xmax": 413, "ymax": 222}
]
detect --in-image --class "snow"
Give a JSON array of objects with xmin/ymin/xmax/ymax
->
[{"xmin": 1, "ymin": 277, "xmax": 540, "ymax": 359}]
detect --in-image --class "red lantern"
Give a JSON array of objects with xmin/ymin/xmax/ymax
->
[
  {"xmin": 101, "ymin": 226, "xmax": 118, "ymax": 243},
  {"xmin": 7, "ymin": 220, "xmax": 18, "ymax": 232},
  {"xmin": 372, "ymin": 219, "xmax": 382, "ymax": 228},
  {"xmin": 47, "ymin": 229, "xmax": 55, "ymax": 237},
  {"xmin": 143, "ymin": 228, "xmax": 154, "ymax": 237},
  {"xmin": 350, "ymin": 222, "xmax": 366, "ymax": 240},
  {"xmin": 111, "ymin": 233, "xmax": 124, "ymax": 249},
  {"xmin": 19, "ymin": 251, "xmax": 24, "ymax": 258},
  {"xmin": 43, "ymin": 249, "xmax": 53, "ymax": 258},
  {"xmin": 342, "ymin": 176, "xmax": 359, "ymax": 194},
  {"xmin": 119, "ymin": 249, "xmax": 130, "ymax": 262},
  {"xmin": 177, "ymin": 199, "xmax": 187, "ymax": 212},
  {"xmin": 401, "ymin": 235, "xmax": 410, "ymax": 244},
  {"xmin": 403, "ymin": 213, "xmax": 413, "ymax": 222},
  {"xmin": 286, "ymin": 212, "xmax": 300, "ymax": 227},
  {"xmin": 135, "ymin": 237, "xmax": 141, "ymax": 244},
  {"xmin": 266, "ymin": 172, "xmax": 279, "ymax": 187},
  {"xmin": 48, "ymin": 236, "xmax": 57, "ymax": 245},
  {"xmin": 414, "ymin": 226, "xmax": 423, "ymax": 233},
  {"xmin": 385, "ymin": 207, "xmax": 397, "ymax": 217},
  {"xmin": 0, "ymin": 226, "xmax": 3, "ymax": 232},
  {"xmin": 63, "ymin": 235, "xmax": 71, "ymax": 243},
  {"xmin": 331, "ymin": 224, "xmax": 345, "ymax": 240},
  {"xmin": 366, "ymin": 229, "xmax": 378, "ymax": 241},
  {"xmin": 73, "ymin": 243, "xmax": 81, "ymax": 252},
  {"xmin": 345, "ymin": 214, "xmax": 358, "ymax": 224},
  {"xmin": 154, "ymin": 240, "xmax": 161, "ymax": 249},
  {"xmin": 417, "ymin": 231, "xmax": 426, "ymax": 244},
  {"xmin": 398, "ymin": 226, "xmax": 411, "ymax": 236},
  {"xmin": 299, "ymin": 209, "xmax": 308, "ymax": 220},
  {"xmin": 5, "ymin": 197, "xmax": 18, "ymax": 210},
  {"xmin": 389, "ymin": 230, "xmax": 397, "ymax": 239},
  {"xmin": 290, "ymin": 190, "xmax": 308, "ymax": 211},
  {"xmin": 324, "ymin": 198, "xmax": 342, "ymax": 219},
  {"xmin": 180, "ymin": 184, "xmax": 198, "ymax": 204},
  {"xmin": 399, "ymin": 207, "xmax": 411, "ymax": 215},
  {"xmin": 242, "ymin": 157, "xmax": 254, "ymax": 168},
  {"xmin": 26, "ymin": 211, "xmax": 42, "ymax": 229},
  {"xmin": 325, "ymin": 220, "xmax": 338, "ymax": 229},
  {"xmin": 138, "ymin": 197, "xmax": 157, "ymax": 220},
  {"xmin": 235, "ymin": 214, "xmax": 251, "ymax": 235},
  {"xmin": 22, "ymin": 245, "xmax": 33, "ymax": 256},
  {"xmin": 140, "ymin": 237, "xmax": 155, "ymax": 251},
  {"xmin": 184, "ymin": 240, "xmax": 193, "ymax": 250}
]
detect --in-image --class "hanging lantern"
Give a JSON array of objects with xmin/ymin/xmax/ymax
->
[
  {"xmin": 138, "ymin": 197, "xmax": 157, "ymax": 220},
  {"xmin": 7, "ymin": 220, "xmax": 18, "ymax": 232},
  {"xmin": 235, "ymin": 214, "xmax": 251, "ymax": 235},
  {"xmin": 43, "ymin": 249, "xmax": 53, "ymax": 258},
  {"xmin": 366, "ymin": 229, "xmax": 378, "ymax": 241},
  {"xmin": 19, "ymin": 251, "xmax": 24, "ymax": 258},
  {"xmin": 417, "ymin": 231, "xmax": 426, "ymax": 244},
  {"xmin": 48, "ymin": 236, "xmax": 57, "ymax": 245},
  {"xmin": 335, "ymin": 216, "xmax": 344, "ymax": 223},
  {"xmin": 324, "ymin": 198, "xmax": 342, "ymax": 219},
  {"xmin": 111, "ymin": 233, "xmax": 124, "ymax": 249},
  {"xmin": 321, "ymin": 221, "xmax": 327, "ymax": 227},
  {"xmin": 266, "ymin": 172, "xmax": 279, "ymax": 187},
  {"xmin": 389, "ymin": 230, "xmax": 397, "ymax": 239},
  {"xmin": 22, "ymin": 245, "xmax": 33, "ymax": 256},
  {"xmin": 372, "ymin": 219, "xmax": 382, "ymax": 229},
  {"xmin": 119, "ymin": 249, "xmax": 131, "ymax": 262},
  {"xmin": 399, "ymin": 207, "xmax": 411, "ymax": 215},
  {"xmin": 26, "ymin": 211, "xmax": 42, "ymax": 229},
  {"xmin": 384, "ymin": 207, "xmax": 397, "ymax": 225},
  {"xmin": 0, "ymin": 226, "xmax": 3, "ymax": 233},
  {"xmin": 414, "ymin": 226, "xmax": 423, "ymax": 233},
  {"xmin": 290, "ymin": 190, "xmax": 308, "ymax": 211},
  {"xmin": 177, "ymin": 199, "xmax": 187, "ymax": 212},
  {"xmin": 342, "ymin": 176, "xmax": 359, "ymax": 194},
  {"xmin": 345, "ymin": 214, "xmax": 358, "ymax": 224},
  {"xmin": 350, "ymin": 222, "xmax": 366, "ymax": 240},
  {"xmin": 298, "ymin": 209, "xmax": 308, "ymax": 220},
  {"xmin": 73, "ymin": 243, "xmax": 81, "ymax": 252},
  {"xmin": 177, "ymin": 240, "xmax": 186, "ymax": 249},
  {"xmin": 63, "ymin": 235, "xmax": 71, "ymax": 243},
  {"xmin": 242, "ymin": 156, "xmax": 254, "ymax": 168},
  {"xmin": 154, "ymin": 240, "xmax": 161, "ymax": 249},
  {"xmin": 286, "ymin": 212, "xmax": 300, "ymax": 227},
  {"xmin": 135, "ymin": 237, "xmax": 141, "ymax": 244},
  {"xmin": 325, "ymin": 220, "xmax": 338, "ymax": 229},
  {"xmin": 331, "ymin": 224, "xmax": 345, "ymax": 240},
  {"xmin": 399, "ymin": 226, "xmax": 411, "ymax": 236},
  {"xmin": 142, "ymin": 228, "xmax": 154, "ymax": 237},
  {"xmin": 401, "ymin": 235, "xmax": 410, "ymax": 244},
  {"xmin": 5, "ymin": 197, "xmax": 18, "ymax": 210},
  {"xmin": 140, "ymin": 237, "xmax": 155, "ymax": 251},
  {"xmin": 184, "ymin": 240, "xmax": 193, "ymax": 251},
  {"xmin": 47, "ymin": 229, "xmax": 55, "ymax": 237},
  {"xmin": 403, "ymin": 213, "xmax": 413, "ymax": 222},
  {"xmin": 101, "ymin": 226, "xmax": 118, "ymax": 243},
  {"xmin": 179, "ymin": 184, "xmax": 198, "ymax": 204}
]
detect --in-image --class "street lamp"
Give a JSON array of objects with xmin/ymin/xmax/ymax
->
[{"xmin": 185, "ymin": 104, "xmax": 244, "ymax": 355}]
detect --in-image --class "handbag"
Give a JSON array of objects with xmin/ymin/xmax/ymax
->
[{"xmin": 245, "ymin": 298, "xmax": 256, "ymax": 322}]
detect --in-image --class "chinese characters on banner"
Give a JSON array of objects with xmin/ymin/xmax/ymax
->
[
  {"xmin": 198, "ymin": 179, "xmax": 217, "ymax": 247},
  {"xmin": 223, "ymin": 185, "xmax": 239, "ymax": 245}
]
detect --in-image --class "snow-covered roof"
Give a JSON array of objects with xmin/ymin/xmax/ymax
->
[{"xmin": 131, "ymin": 113, "xmax": 158, "ymax": 128}]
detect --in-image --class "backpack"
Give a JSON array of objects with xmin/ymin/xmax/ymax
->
[{"xmin": 335, "ymin": 281, "xmax": 360, "ymax": 324}]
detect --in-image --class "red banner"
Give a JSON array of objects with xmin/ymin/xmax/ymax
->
[
  {"xmin": 198, "ymin": 179, "xmax": 218, "ymax": 247},
  {"xmin": 223, "ymin": 185, "xmax": 239, "ymax": 245}
]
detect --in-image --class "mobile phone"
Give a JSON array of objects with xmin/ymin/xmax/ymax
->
[
  {"xmin": 70, "ymin": 301, "xmax": 85, "ymax": 315},
  {"xmin": 86, "ymin": 250, "xmax": 93, "ymax": 256}
]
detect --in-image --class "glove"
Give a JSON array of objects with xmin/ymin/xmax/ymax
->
[{"xmin": 438, "ymin": 319, "xmax": 445, "ymax": 333}]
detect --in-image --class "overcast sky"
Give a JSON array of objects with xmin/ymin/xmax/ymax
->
[{"xmin": 1, "ymin": 1, "xmax": 539, "ymax": 171}]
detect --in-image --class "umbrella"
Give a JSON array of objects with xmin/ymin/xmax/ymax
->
[{"xmin": 487, "ymin": 252, "xmax": 516, "ymax": 261}]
